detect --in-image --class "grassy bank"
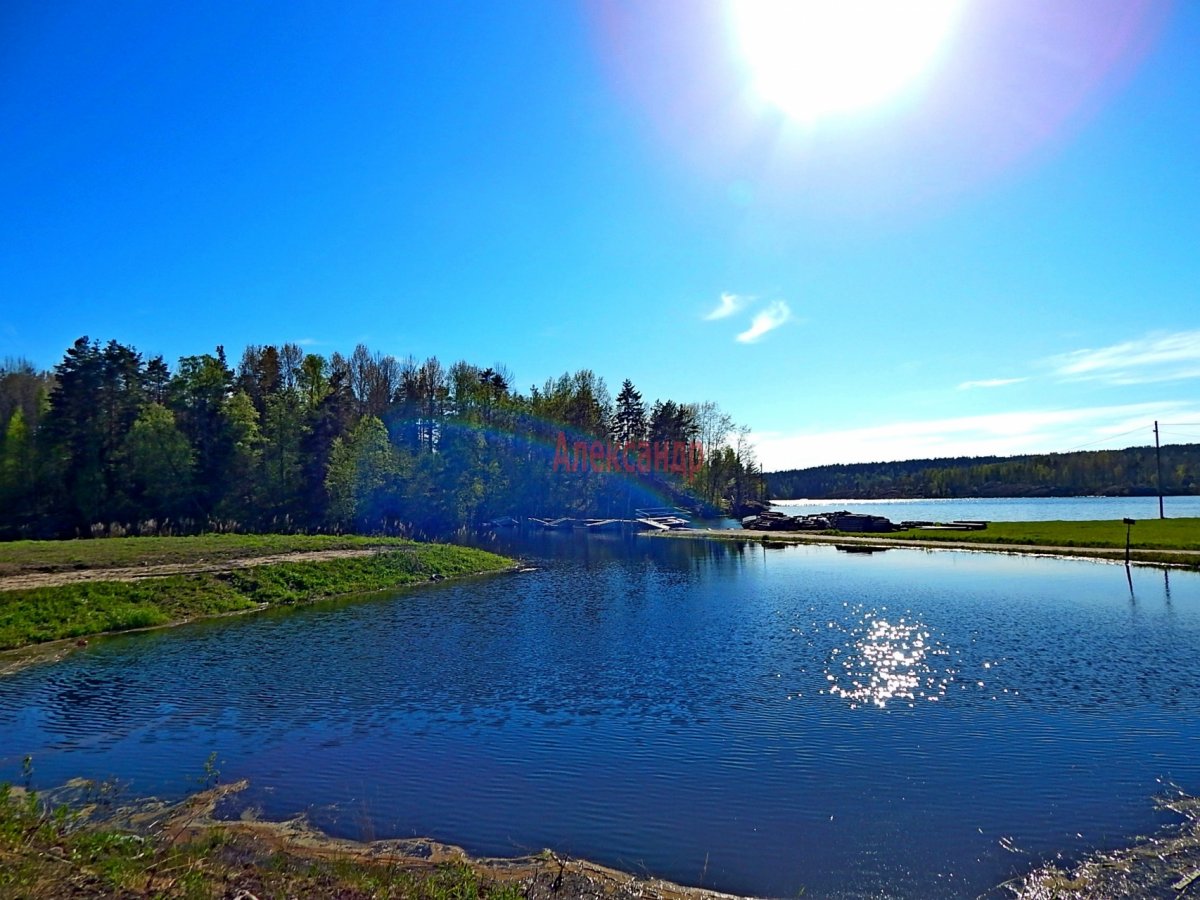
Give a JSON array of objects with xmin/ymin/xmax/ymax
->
[
  {"xmin": 666, "ymin": 518, "xmax": 1200, "ymax": 568},
  {"xmin": 0, "ymin": 780, "xmax": 525, "ymax": 900},
  {"xmin": 0, "ymin": 541, "xmax": 515, "ymax": 651},
  {"xmin": 0, "ymin": 777, "xmax": 718, "ymax": 900},
  {"xmin": 0, "ymin": 533, "xmax": 419, "ymax": 577},
  {"xmin": 886, "ymin": 517, "xmax": 1200, "ymax": 550}
]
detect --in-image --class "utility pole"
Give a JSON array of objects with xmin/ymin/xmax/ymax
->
[{"xmin": 1154, "ymin": 420, "xmax": 1165, "ymax": 519}]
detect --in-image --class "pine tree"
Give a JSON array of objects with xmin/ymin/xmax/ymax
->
[{"xmin": 612, "ymin": 379, "xmax": 646, "ymax": 445}]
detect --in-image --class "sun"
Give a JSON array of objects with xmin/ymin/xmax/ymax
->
[{"xmin": 729, "ymin": 0, "xmax": 962, "ymax": 122}]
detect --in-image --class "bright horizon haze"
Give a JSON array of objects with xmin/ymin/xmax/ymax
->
[{"xmin": 3, "ymin": 1, "xmax": 1198, "ymax": 471}]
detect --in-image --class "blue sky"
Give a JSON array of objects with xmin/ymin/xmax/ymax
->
[{"xmin": 2, "ymin": 1, "xmax": 1198, "ymax": 470}]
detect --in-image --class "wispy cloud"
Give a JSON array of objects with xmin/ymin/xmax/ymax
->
[
  {"xmin": 750, "ymin": 400, "xmax": 1200, "ymax": 472},
  {"xmin": 736, "ymin": 300, "xmax": 792, "ymax": 344},
  {"xmin": 957, "ymin": 377, "xmax": 1027, "ymax": 391},
  {"xmin": 704, "ymin": 292, "xmax": 749, "ymax": 321},
  {"xmin": 1050, "ymin": 330, "xmax": 1200, "ymax": 385}
]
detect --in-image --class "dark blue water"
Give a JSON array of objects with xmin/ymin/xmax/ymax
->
[{"xmin": 2, "ymin": 531, "xmax": 1199, "ymax": 898}]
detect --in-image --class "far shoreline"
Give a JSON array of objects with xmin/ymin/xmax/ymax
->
[{"xmin": 648, "ymin": 523, "xmax": 1200, "ymax": 570}]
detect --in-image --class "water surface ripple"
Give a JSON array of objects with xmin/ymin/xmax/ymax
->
[{"xmin": 2, "ymin": 532, "xmax": 1198, "ymax": 898}]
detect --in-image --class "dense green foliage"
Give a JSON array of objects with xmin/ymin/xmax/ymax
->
[
  {"xmin": 0, "ymin": 342, "xmax": 766, "ymax": 539},
  {"xmin": 0, "ymin": 543, "xmax": 513, "ymax": 649},
  {"xmin": 767, "ymin": 445, "xmax": 1200, "ymax": 499}
]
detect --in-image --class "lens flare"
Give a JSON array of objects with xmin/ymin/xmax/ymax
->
[
  {"xmin": 729, "ymin": 0, "xmax": 962, "ymax": 121},
  {"xmin": 585, "ymin": 0, "xmax": 1167, "ymax": 215}
]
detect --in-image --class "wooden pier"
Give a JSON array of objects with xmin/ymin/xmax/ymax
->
[
  {"xmin": 523, "ymin": 508, "xmax": 693, "ymax": 532},
  {"xmin": 527, "ymin": 517, "xmax": 575, "ymax": 530},
  {"xmin": 633, "ymin": 507, "xmax": 691, "ymax": 530}
]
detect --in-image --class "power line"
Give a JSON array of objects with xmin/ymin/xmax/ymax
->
[{"xmin": 1062, "ymin": 425, "xmax": 1151, "ymax": 453}]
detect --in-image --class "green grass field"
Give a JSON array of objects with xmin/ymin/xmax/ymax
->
[
  {"xmin": 684, "ymin": 518, "xmax": 1200, "ymax": 568},
  {"xmin": 0, "ymin": 540, "xmax": 515, "ymax": 651},
  {"xmin": 886, "ymin": 517, "xmax": 1200, "ymax": 550},
  {"xmin": 0, "ymin": 533, "xmax": 420, "ymax": 577}
]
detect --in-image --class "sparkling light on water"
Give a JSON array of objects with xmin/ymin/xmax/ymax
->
[{"xmin": 825, "ymin": 609, "xmax": 955, "ymax": 708}]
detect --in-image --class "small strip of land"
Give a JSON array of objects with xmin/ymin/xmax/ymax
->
[
  {"xmin": 0, "ymin": 535, "xmax": 517, "ymax": 660},
  {"xmin": 653, "ymin": 518, "xmax": 1200, "ymax": 569},
  {"xmin": 0, "ymin": 547, "xmax": 389, "ymax": 591},
  {"xmin": 0, "ymin": 533, "xmax": 424, "ymax": 578}
]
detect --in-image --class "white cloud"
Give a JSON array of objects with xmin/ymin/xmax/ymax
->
[
  {"xmin": 751, "ymin": 400, "xmax": 1200, "ymax": 472},
  {"xmin": 957, "ymin": 377, "xmax": 1027, "ymax": 390},
  {"xmin": 1050, "ymin": 330, "xmax": 1200, "ymax": 385},
  {"xmin": 704, "ymin": 292, "xmax": 749, "ymax": 321},
  {"xmin": 736, "ymin": 300, "xmax": 792, "ymax": 343}
]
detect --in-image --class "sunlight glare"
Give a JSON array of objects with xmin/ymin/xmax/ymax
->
[
  {"xmin": 730, "ymin": 0, "xmax": 962, "ymax": 121},
  {"xmin": 825, "ymin": 612, "xmax": 954, "ymax": 709}
]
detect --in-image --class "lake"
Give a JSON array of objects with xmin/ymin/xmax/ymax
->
[
  {"xmin": 1, "ymin": 509, "xmax": 1198, "ymax": 897},
  {"xmin": 772, "ymin": 494, "xmax": 1200, "ymax": 522}
]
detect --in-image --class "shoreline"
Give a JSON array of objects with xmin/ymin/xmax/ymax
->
[
  {"xmin": 0, "ymin": 565, "xmax": 528, "ymax": 678},
  {"xmin": 143, "ymin": 782, "xmax": 1200, "ymax": 900},
  {"xmin": 2, "ymin": 778, "xmax": 741, "ymax": 900},
  {"xmin": 7, "ymin": 776, "xmax": 1197, "ymax": 900},
  {"xmin": 648, "ymin": 527, "xmax": 1200, "ymax": 568},
  {"xmin": 0, "ymin": 541, "xmax": 523, "ymax": 671},
  {"xmin": 187, "ymin": 781, "xmax": 743, "ymax": 900}
]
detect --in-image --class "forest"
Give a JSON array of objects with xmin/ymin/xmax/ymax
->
[
  {"xmin": 0, "ymin": 338, "xmax": 767, "ymax": 540},
  {"xmin": 767, "ymin": 445, "xmax": 1200, "ymax": 500}
]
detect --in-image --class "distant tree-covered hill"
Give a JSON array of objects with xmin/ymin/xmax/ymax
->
[{"xmin": 766, "ymin": 445, "xmax": 1200, "ymax": 499}]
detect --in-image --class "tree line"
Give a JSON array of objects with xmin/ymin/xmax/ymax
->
[
  {"xmin": 767, "ymin": 445, "xmax": 1200, "ymax": 500},
  {"xmin": 0, "ymin": 339, "xmax": 766, "ymax": 539}
]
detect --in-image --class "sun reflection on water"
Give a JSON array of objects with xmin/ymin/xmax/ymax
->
[{"xmin": 825, "ymin": 611, "xmax": 955, "ymax": 709}]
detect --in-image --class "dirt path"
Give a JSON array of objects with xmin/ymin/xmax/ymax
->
[
  {"xmin": 657, "ymin": 528, "xmax": 1200, "ymax": 561},
  {"xmin": 0, "ymin": 547, "xmax": 389, "ymax": 591}
]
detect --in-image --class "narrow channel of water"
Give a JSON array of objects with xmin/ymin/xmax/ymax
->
[{"xmin": 1, "ymin": 529, "xmax": 1198, "ymax": 898}]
